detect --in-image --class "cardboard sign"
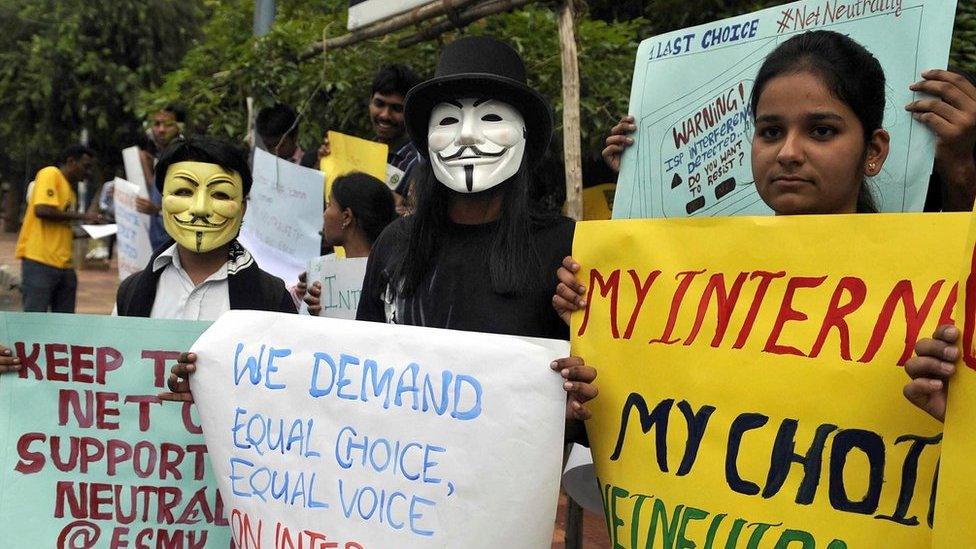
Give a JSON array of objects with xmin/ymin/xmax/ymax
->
[
  {"xmin": 612, "ymin": 0, "xmax": 957, "ymax": 219},
  {"xmin": 347, "ymin": 0, "xmax": 432, "ymax": 30},
  {"xmin": 303, "ymin": 255, "xmax": 368, "ymax": 320},
  {"xmin": 122, "ymin": 146, "xmax": 149, "ymax": 194},
  {"xmin": 933, "ymin": 211, "xmax": 976, "ymax": 547},
  {"xmin": 320, "ymin": 131, "xmax": 389, "ymax": 201},
  {"xmin": 572, "ymin": 213, "xmax": 966, "ymax": 547},
  {"xmin": 0, "ymin": 313, "xmax": 230, "ymax": 547},
  {"xmin": 190, "ymin": 311, "xmax": 567, "ymax": 548},
  {"xmin": 240, "ymin": 148, "xmax": 326, "ymax": 285},
  {"xmin": 114, "ymin": 177, "xmax": 154, "ymax": 280}
]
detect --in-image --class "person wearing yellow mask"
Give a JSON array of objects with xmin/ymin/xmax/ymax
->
[{"xmin": 114, "ymin": 136, "xmax": 296, "ymax": 319}]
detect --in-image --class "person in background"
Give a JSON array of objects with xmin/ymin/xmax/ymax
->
[
  {"xmin": 16, "ymin": 144, "xmax": 103, "ymax": 313},
  {"xmin": 256, "ymin": 103, "xmax": 318, "ymax": 167},
  {"xmin": 137, "ymin": 104, "xmax": 186, "ymax": 250},
  {"xmin": 318, "ymin": 64, "xmax": 423, "ymax": 212},
  {"xmin": 302, "ymin": 172, "xmax": 397, "ymax": 314}
]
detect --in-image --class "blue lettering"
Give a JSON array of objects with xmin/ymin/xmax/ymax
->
[
  {"xmin": 394, "ymin": 363, "xmax": 420, "ymax": 410},
  {"xmin": 451, "ymin": 374, "xmax": 483, "ymax": 420},
  {"xmin": 264, "ymin": 347, "xmax": 291, "ymax": 390},
  {"xmin": 229, "ymin": 457, "xmax": 254, "ymax": 497},
  {"xmin": 233, "ymin": 343, "xmax": 265, "ymax": 386},
  {"xmin": 361, "ymin": 359, "xmax": 393, "ymax": 408},
  {"xmin": 387, "ymin": 492, "xmax": 407, "ymax": 529},
  {"xmin": 398, "ymin": 442, "xmax": 422, "ymax": 481},
  {"xmin": 409, "ymin": 496, "xmax": 436, "ymax": 537},
  {"xmin": 309, "ymin": 352, "xmax": 338, "ymax": 397},
  {"xmin": 336, "ymin": 354, "xmax": 359, "ymax": 400},
  {"xmin": 338, "ymin": 478, "xmax": 356, "ymax": 518},
  {"xmin": 246, "ymin": 414, "xmax": 266, "ymax": 456},
  {"xmin": 422, "ymin": 370, "xmax": 452, "ymax": 415},
  {"xmin": 231, "ymin": 407, "xmax": 250, "ymax": 450},
  {"xmin": 423, "ymin": 445, "xmax": 445, "ymax": 484}
]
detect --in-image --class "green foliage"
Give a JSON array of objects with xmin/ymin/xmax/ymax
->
[{"xmin": 0, "ymin": 0, "xmax": 205, "ymax": 183}]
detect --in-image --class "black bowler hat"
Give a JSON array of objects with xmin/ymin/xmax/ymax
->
[{"xmin": 404, "ymin": 36, "xmax": 553, "ymax": 164}]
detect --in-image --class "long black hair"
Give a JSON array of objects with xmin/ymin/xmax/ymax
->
[
  {"xmin": 394, "ymin": 159, "xmax": 559, "ymax": 297},
  {"xmin": 331, "ymin": 172, "xmax": 397, "ymax": 245},
  {"xmin": 750, "ymin": 30, "xmax": 886, "ymax": 213}
]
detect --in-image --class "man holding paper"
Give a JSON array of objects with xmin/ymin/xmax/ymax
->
[{"xmin": 16, "ymin": 144, "xmax": 103, "ymax": 313}]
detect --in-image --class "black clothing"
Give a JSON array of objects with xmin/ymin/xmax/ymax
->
[
  {"xmin": 356, "ymin": 215, "xmax": 574, "ymax": 340},
  {"xmin": 116, "ymin": 240, "xmax": 297, "ymax": 317}
]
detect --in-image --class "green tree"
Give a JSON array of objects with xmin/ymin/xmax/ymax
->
[{"xmin": 0, "ymin": 0, "xmax": 205, "ymax": 188}]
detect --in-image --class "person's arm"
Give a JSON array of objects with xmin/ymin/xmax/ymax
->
[
  {"xmin": 906, "ymin": 69, "xmax": 976, "ymax": 211},
  {"xmin": 552, "ymin": 356, "xmax": 597, "ymax": 445},
  {"xmin": 553, "ymin": 256, "xmax": 587, "ymax": 326},
  {"xmin": 34, "ymin": 204, "xmax": 102, "ymax": 223}
]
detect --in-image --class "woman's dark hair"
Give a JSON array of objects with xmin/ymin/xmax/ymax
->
[
  {"xmin": 154, "ymin": 136, "xmax": 252, "ymax": 196},
  {"xmin": 394, "ymin": 159, "xmax": 558, "ymax": 297},
  {"xmin": 331, "ymin": 172, "xmax": 397, "ymax": 245},
  {"xmin": 750, "ymin": 30, "xmax": 885, "ymax": 213}
]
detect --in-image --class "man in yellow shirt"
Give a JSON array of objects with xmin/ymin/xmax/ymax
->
[{"xmin": 16, "ymin": 145, "xmax": 102, "ymax": 312}]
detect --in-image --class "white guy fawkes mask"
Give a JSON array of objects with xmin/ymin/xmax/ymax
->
[{"xmin": 427, "ymin": 98, "xmax": 527, "ymax": 193}]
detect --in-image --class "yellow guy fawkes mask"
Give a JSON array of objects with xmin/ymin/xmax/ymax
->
[{"xmin": 161, "ymin": 161, "xmax": 245, "ymax": 253}]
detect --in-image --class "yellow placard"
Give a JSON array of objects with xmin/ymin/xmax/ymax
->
[
  {"xmin": 583, "ymin": 183, "xmax": 616, "ymax": 221},
  {"xmin": 572, "ymin": 213, "xmax": 967, "ymax": 548},
  {"xmin": 319, "ymin": 130, "xmax": 389, "ymax": 201},
  {"xmin": 933, "ymin": 211, "xmax": 976, "ymax": 547}
]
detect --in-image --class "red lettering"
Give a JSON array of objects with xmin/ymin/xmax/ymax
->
[
  {"xmin": 96, "ymin": 347, "xmax": 124, "ymax": 384},
  {"xmin": 55, "ymin": 480, "xmax": 87, "ymax": 519},
  {"xmin": 965, "ymin": 237, "xmax": 976, "ymax": 369},
  {"xmin": 186, "ymin": 444, "xmax": 208, "ymax": 481},
  {"xmin": 97, "ymin": 391, "xmax": 121, "ymax": 430},
  {"xmin": 91, "ymin": 482, "xmax": 114, "ymax": 520},
  {"xmin": 578, "ymin": 269, "xmax": 621, "ymax": 338},
  {"xmin": 133, "ymin": 441, "xmax": 158, "ymax": 478},
  {"xmin": 684, "ymin": 271, "xmax": 749, "ymax": 347},
  {"xmin": 124, "ymin": 395, "xmax": 162, "ymax": 432},
  {"xmin": 70, "ymin": 345, "xmax": 95, "ymax": 383},
  {"xmin": 232, "ymin": 509, "xmax": 263, "ymax": 549},
  {"xmin": 59, "ymin": 389, "xmax": 94, "ymax": 428},
  {"xmin": 80, "ymin": 436, "xmax": 105, "ymax": 473},
  {"xmin": 176, "ymin": 487, "xmax": 215, "ymax": 525},
  {"xmin": 15, "ymin": 342, "xmax": 41, "ymax": 379},
  {"xmin": 623, "ymin": 269, "xmax": 661, "ymax": 339},
  {"xmin": 157, "ymin": 486, "xmax": 182, "ymax": 524},
  {"xmin": 106, "ymin": 439, "xmax": 133, "ymax": 476},
  {"xmin": 159, "ymin": 443, "xmax": 184, "ymax": 480},
  {"xmin": 650, "ymin": 270, "xmax": 706, "ymax": 345},
  {"xmin": 938, "ymin": 283, "xmax": 958, "ymax": 327},
  {"xmin": 141, "ymin": 350, "xmax": 182, "ymax": 389},
  {"xmin": 733, "ymin": 271, "xmax": 787, "ymax": 349},
  {"xmin": 15, "ymin": 432, "xmax": 45, "ymax": 474},
  {"xmin": 859, "ymin": 280, "xmax": 944, "ymax": 365},
  {"xmin": 808, "ymin": 276, "xmax": 867, "ymax": 360},
  {"xmin": 182, "ymin": 402, "xmax": 203, "ymax": 435},
  {"xmin": 763, "ymin": 276, "xmax": 827, "ymax": 356},
  {"xmin": 110, "ymin": 526, "xmax": 130, "ymax": 548},
  {"xmin": 46, "ymin": 343, "xmax": 70, "ymax": 381}
]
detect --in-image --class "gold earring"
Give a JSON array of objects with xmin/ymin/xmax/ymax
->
[{"xmin": 867, "ymin": 162, "xmax": 877, "ymax": 172}]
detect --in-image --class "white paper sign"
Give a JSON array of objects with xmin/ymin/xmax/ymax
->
[
  {"xmin": 239, "ymin": 148, "xmax": 325, "ymax": 285},
  {"xmin": 121, "ymin": 146, "xmax": 150, "ymax": 197},
  {"xmin": 191, "ymin": 311, "xmax": 567, "ymax": 548},
  {"xmin": 81, "ymin": 223, "xmax": 118, "ymax": 240},
  {"xmin": 113, "ymin": 177, "xmax": 154, "ymax": 280},
  {"xmin": 304, "ymin": 255, "xmax": 368, "ymax": 320},
  {"xmin": 347, "ymin": 0, "xmax": 432, "ymax": 30}
]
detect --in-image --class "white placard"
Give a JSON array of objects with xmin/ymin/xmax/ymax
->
[
  {"xmin": 121, "ymin": 146, "xmax": 150, "ymax": 198},
  {"xmin": 113, "ymin": 177, "xmax": 153, "ymax": 280},
  {"xmin": 347, "ymin": 0, "xmax": 432, "ymax": 30},
  {"xmin": 191, "ymin": 310, "xmax": 567, "ymax": 548},
  {"xmin": 304, "ymin": 255, "xmax": 368, "ymax": 320},
  {"xmin": 80, "ymin": 223, "xmax": 118, "ymax": 240},
  {"xmin": 239, "ymin": 148, "xmax": 325, "ymax": 286}
]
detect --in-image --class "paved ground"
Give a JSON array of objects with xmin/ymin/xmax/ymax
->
[{"xmin": 0, "ymin": 230, "xmax": 610, "ymax": 547}]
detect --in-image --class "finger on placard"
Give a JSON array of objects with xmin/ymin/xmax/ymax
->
[
  {"xmin": 561, "ymin": 255, "xmax": 580, "ymax": 273},
  {"xmin": 563, "ymin": 365, "xmax": 597, "ymax": 384},
  {"xmin": 933, "ymin": 324, "xmax": 960, "ymax": 343},
  {"xmin": 158, "ymin": 391, "xmax": 194, "ymax": 403},
  {"xmin": 913, "ymin": 337, "xmax": 956, "ymax": 361},
  {"xmin": 902, "ymin": 379, "xmax": 945, "ymax": 421},
  {"xmin": 904, "ymin": 356, "xmax": 954, "ymax": 380},
  {"xmin": 907, "ymin": 98, "xmax": 961, "ymax": 124}
]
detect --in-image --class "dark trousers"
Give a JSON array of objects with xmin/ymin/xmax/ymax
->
[{"xmin": 21, "ymin": 258, "xmax": 77, "ymax": 313}]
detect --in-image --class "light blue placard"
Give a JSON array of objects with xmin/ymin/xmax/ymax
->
[
  {"xmin": 0, "ymin": 313, "xmax": 230, "ymax": 548},
  {"xmin": 613, "ymin": 0, "xmax": 958, "ymax": 219}
]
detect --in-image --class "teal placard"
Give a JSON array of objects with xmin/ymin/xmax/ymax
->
[
  {"xmin": 613, "ymin": 0, "xmax": 958, "ymax": 219},
  {"xmin": 0, "ymin": 313, "xmax": 229, "ymax": 548}
]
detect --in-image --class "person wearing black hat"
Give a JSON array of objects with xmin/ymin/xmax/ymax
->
[{"xmin": 348, "ymin": 36, "xmax": 572, "ymax": 340}]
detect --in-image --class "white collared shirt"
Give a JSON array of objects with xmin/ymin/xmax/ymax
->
[{"xmin": 149, "ymin": 244, "xmax": 231, "ymax": 320}]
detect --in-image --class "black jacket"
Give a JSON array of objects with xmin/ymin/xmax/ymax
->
[{"xmin": 116, "ymin": 240, "xmax": 297, "ymax": 317}]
